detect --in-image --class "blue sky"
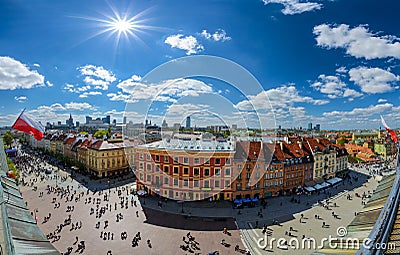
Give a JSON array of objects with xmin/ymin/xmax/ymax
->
[{"xmin": 0, "ymin": 0, "xmax": 399, "ymax": 130}]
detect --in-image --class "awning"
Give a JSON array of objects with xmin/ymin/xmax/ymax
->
[
  {"xmin": 304, "ymin": 186, "xmax": 315, "ymax": 192},
  {"xmin": 313, "ymin": 184, "xmax": 324, "ymax": 190},
  {"xmin": 326, "ymin": 177, "xmax": 342, "ymax": 185},
  {"xmin": 251, "ymin": 197, "xmax": 259, "ymax": 202},
  {"xmin": 320, "ymin": 182, "xmax": 331, "ymax": 188},
  {"xmin": 242, "ymin": 198, "xmax": 252, "ymax": 203},
  {"xmin": 234, "ymin": 199, "xmax": 242, "ymax": 204}
]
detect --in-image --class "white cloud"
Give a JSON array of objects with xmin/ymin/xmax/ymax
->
[
  {"xmin": 0, "ymin": 56, "xmax": 45, "ymax": 90},
  {"xmin": 79, "ymin": 91, "xmax": 102, "ymax": 98},
  {"xmin": 78, "ymin": 65, "xmax": 116, "ymax": 90},
  {"xmin": 378, "ymin": 98, "xmax": 387, "ymax": 103},
  {"xmin": 235, "ymin": 85, "xmax": 329, "ymax": 119},
  {"xmin": 311, "ymin": 74, "xmax": 362, "ymax": 99},
  {"xmin": 200, "ymin": 29, "xmax": 231, "ymax": 42},
  {"xmin": 164, "ymin": 34, "xmax": 204, "ymax": 55},
  {"xmin": 109, "ymin": 78, "xmax": 213, "ymax": 103},
  {"xmin": 262, "ymin": 0, "xmax": 322, "ymax": 15},
  {"xmin": 33, "ymin": 63, "xmax": 40, "ymax": 67},
  {"xmin": 14, "ymin": 96, "xmax": 27, "ymax": 102},
  {"xmin": 64, "ymin": 102, "xmax": 94, "ymax": 111},
  {"xmin": 107, "ymin": 92, "xmax": 133, "ymax": 102},
  {"xmin": 349, "ymin": 67, "xmax": 399, "ymax": 94},
  {"xmin": 46, "ymin": 81, "xmax": 54, "ymax": 87},
  {"xmin": 313, "ymin": 24, "xmax": 400, "ymax": 60},
  {"xmin": 323, "ymin": 103, "xmax": 393, "ymax": 118}
]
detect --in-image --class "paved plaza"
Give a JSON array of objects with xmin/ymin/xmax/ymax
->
[{"xmin": 17, "ymin": 149, "xmax": 383, "ymax": 255}]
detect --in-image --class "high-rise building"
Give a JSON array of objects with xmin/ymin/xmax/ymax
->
[
  {"xmin": 162, "ymin": 119, "xmax": 168, "ymax": 129},
  {"xmin": 123, "ymin": 116, "xmax": 127, "ymax": 124},
  {"xmin": 102, "ymin": 115, "xmax": 111, "ymax": 124},
  {"xmin": 76, "ymin": 121, "xmax": 80, "ymax": 127},
  {"xmin": 308, "ymin": 122, "xmax": 312, "ymax": 131},
  {"xmin": 85, "ymin": 116, "xmax": 92, "ymax": 124},
  {"xmin": 186, "ymin": 116, "xmax": 191, "ymax": 129},
  {"xmin": 315, "ymin": 124, "xmax": 321, "ymax": 131},
  {"xmin": 66, "ymin": 114, "xmax": 74, "ymax": 128}
]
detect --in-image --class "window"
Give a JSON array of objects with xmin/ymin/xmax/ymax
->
[
  {"xmin": 215, "ymin": 180, "xmax": 220, "ymax": 188},
  {"xmin": 215, "ymin": 169, "xmax": 220, "ymax": 175},
  {"xmin": 155, "ymin": 155, "xmax": 160, "ymax": 161},
  {"xmin": 194, "ymin": 158, "xmax": 199, "ymax": 164},
  {"xmin": 139, "ymin": 153, "xmax": 143, "ymax": 159},
  {"xmin": 225, "ymin": 180, "xmax": 230, "ymax": 188},
  {"xmin": 163, "ymin": 165, "xmax": 169, "ymax": 173},
  {"xmin": 147, "ymin": 164, "xmax": 152, "ymax": 171},
  {"xmin": 183, "ymin": 157, "xmax": 189, "ymax": 164},
  {"xmin": 226, "ymin": 158, "xmax": 231, "ymax": 164},
  {"xmin": 237, "ymin": 174, "xmax": 242, "ymax": 180},
  {"xmin": 225, "ymin": 168, "xmax": 231, "ymax": 176},
  {"xmin": 146, "ymin": 154, "xmax": 151, "ymax": 160},
  {"xmin": 265, "ymin": 174, "xmax": 268, "ymax": 180},
  {"xmin": 184, "ymin": 180, "xmax": 188, "ymax": 187},
  {"xmin": 139, "ymin": 162, "xmax": 143, "ymax": 169},
  {"xmin": 183, "ymin": 167, "xmax": 189, "ymax": 175},
  {"xmin": 173, "ymin": 179, "xmax": 178, "ymax": 186},
  {"xmin": 238, "ymin": 164, "xmax": 242, "ymax": 170},
  {"xmin": 255, "ymin": 182, "xmax": 260, "ymax": 188},
  {"xmin": 246, "ymin": 164, "xmax": 251, "ymax": 170},
  {"xmin": 236, "ymin": 183, "xmax": 242, "ymax": 190},
  {"xmin": 174, "ymin": 157, "xmax": 178, "ymax": 162},
  {"xmin": 246, "ymin": 173, "xmax": 250, "ymax": 179},
  {"xmin": 215, "ymin": 158, "xmax": 221, "ymax": 164},
  {"xmin": 173, "ymin": 166, "xmax": 179, "ymax": 174},
  {"xmin": 255, "ymin": 172, "xmax": 260, "ymax": 178},
  {"xmin": 204, "ymin": 168, "xmax": 210, "ymax": 176},
  {"xmin": 164, "ymin": 156, "xmax": 169, "ymax": 162},
  {"xmin": 256, "ymin": 164, "xmax": 260, "ymax": 169},
  {"xmin": 194, "ymin": 180, "xmax": 199, "ymax": 187},
  {"xmin": 147, "ymin": 175, "xmax": 151, "ymax": 182},
  {"xmin": 193, "ymin": 168, "xmax": 200, "ymax": 176},
  {"xmin": 155, "ymin": 165, "xmax": 160, "ymax": 172},
  {"xmin": 204, "ymin": 180, "xmax": 209, "ymax": 188},
  {"xmin": 246, "ymin": 182, "xmax": 251, "ymax": 189},
  {"xmin": 164, "ymin": 177, "xmax": 169, "ymax": 184}
]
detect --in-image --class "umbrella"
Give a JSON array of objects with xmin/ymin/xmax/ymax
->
[{"xmin": 137, "ymin": 190, "xmax": 147, "ymax": 196}]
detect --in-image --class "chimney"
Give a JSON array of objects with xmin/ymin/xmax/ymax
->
[
  {"xmin": 297, "ymin": 141, "xmax": 303, "ymax": 150},
  {"xmin": 279, "ymin": 141, "xmax": 283, "ymax": 152}
]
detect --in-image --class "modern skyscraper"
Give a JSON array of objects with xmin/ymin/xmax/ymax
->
[
  {"xmin": 186, "ymin": 116, "xmax": 191, "ymax": 128},
  {"xmin": 308, "ymin": 122, "xmax": 312, "ymax": 131},
  {"xmin": 85, "ymin": 116, "xmax": 92, "ymax": 124}
]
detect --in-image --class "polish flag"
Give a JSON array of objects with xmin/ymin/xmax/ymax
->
[
  {"xmin": 12, "ymin": 111, "xmax": 45, "ymax": 140},
  {"xmin": 381, "ymin": 116, "xmax": 398, "ymax": 143}
]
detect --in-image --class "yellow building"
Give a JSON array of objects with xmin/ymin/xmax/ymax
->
[
  {"xmin": 305, "ymin": 138, "xmax": 339, "ymax": 183},
  {"xmin": 85, "ymin": 139, "xmax": 137, "ymax": 178}
]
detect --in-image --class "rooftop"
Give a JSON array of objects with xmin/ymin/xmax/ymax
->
[{"xmin": 142, "ymin": 139, "xmax": 235, "ymax": 152}]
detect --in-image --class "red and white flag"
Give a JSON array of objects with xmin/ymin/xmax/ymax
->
[
  {"xmin": 12, "ymin": 111, "xmax": 45, "ymax": 140},
  {"xmin": 381, "ymin": 115, "xmax": 398, "ymax": 143}
]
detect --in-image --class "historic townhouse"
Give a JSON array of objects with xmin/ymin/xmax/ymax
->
[
  {"xmin": 86, "ymin": 138, "xmax": 137, "ymax": 178},
  {"xmin": 136, "ymin": 139, "xmax": 235, "ymax": 201}
]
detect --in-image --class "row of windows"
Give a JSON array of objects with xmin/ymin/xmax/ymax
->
[
  {"xmin": 237, "ymin": 171, "xmax": 283, "ymax": 180},
  {"xmin": 236, "ymin": 180, "xmax": 284, "ymax": 190},
  {"xmin": 139, "ymin": 153, "xmax": 231, "ymax": 165},
  {"xmin": 138, "ymin": 163, "xmax": 231, "ymax": 176},
  {"xmin": 139, "ymin": 174, "xmax": 231, "ymax": 188}
]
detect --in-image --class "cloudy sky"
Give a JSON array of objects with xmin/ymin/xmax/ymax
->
[{"xmin": 0, "ymin": 0, "xmax": 399, "ymax": 130}]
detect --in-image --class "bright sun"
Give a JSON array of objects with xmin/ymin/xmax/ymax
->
[
  {"xmin": 113, "ymin": 19, "xmax": 132, "ymax": 32},
  {"xmin": 73, "ymin": 5, "xmax": 161, "ymax": 48}
]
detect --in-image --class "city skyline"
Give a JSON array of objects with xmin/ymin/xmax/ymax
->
[{"xmin": 1, "ymin": 0, "xmax": 400, "ymax": 130}]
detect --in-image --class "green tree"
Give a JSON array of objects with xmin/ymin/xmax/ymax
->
[
  {"xmin": 3, "ymin": 132, "xmax": 14, "ymax": 147},
  {"xmin": 94, "ymin": 130, "xmax": 108, "ymax": 138}
]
